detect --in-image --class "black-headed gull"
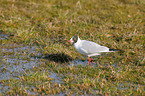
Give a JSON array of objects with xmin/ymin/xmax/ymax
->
[{"xmin": 68, "ymin": 36, "xmax": 120, "ymax": 66}]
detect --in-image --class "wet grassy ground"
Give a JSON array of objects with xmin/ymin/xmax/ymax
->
[{"xmin": 0, "ymin": 0, "xmax": 145, "ymax": 95}]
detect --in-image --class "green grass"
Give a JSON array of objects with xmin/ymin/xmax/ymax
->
[{"xmin": 0, "ymin": 0, "xmax": 145, "ymax": 95}]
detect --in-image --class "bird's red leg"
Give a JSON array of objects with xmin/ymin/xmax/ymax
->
[{"xmin": 87, "ymin": 57, "xmax": 91, "ymax": 66}]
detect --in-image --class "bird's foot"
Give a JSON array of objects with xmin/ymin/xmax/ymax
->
[{"xmin": 87, "ymin": 57, "xmax": 91, "ymax": 66}]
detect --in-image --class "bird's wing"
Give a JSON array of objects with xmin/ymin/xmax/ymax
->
[{"xmin": 80, "ymin": 40, "xmax": 109, "ymax": 54}]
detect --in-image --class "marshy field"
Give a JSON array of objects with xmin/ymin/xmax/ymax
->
[{"xmin": 0, "ymin": 0, "xmax": 145, "ymax": 95}]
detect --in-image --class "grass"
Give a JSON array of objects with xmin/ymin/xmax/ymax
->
[{"xmin": 0, "ymin": 0, "xmax": 145, "ymax": 95}]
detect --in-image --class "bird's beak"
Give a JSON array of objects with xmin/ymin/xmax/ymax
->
[
  {"xmin": 67, "ymin": 40, "xmax": 71, "ymax": 42},
  {"xmin": 67, "ymin": 40, "xmax": 73, "ymax": 43}
]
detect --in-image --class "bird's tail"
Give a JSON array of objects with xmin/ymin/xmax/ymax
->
[{"xmin": 109, "ymin": 49, "xmax": 122, "ymax": 52}]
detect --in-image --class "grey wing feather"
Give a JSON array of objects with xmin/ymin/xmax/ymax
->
[{"xmin": 80, "ymin": 40, "xmax": 109, "ymax": 54}]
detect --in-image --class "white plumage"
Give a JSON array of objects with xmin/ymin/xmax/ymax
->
[{"xmin": 69, "ymin": 36, "xmax": 120, "ymax": 65}]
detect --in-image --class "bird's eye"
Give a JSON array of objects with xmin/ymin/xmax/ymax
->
[{"xmin": 73, "ymin": 37, "xmax": 75, "ymax": 41}]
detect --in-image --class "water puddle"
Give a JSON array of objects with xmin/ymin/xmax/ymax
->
[
  {"xmin": 25, "ymin": 71, "xmax": 62, "ymax": 95},
  {"xmin": 118, "ymin": 83, "xmax": 128, "ymax": 90},
  {"xmin": 0, "ymin": 58, "xmax": 40, "ymax": 80},
  {"xmin": 0, "ymin": 44, "xmax": 65, "ymax": 94},
  {"xmin": 0, "ymin": 45, "xmax": 41, "ymax": 80},
  {"xmin": 69, "ymin": 59, "xmax": 96, "ymax": 67},
  {"xmin": 0, "ymin": 33, "xmax": 8, "ymax": 40},
  {"xmin": 48, "ymin": 72, "xmax": 62, "ymax": 83},
  {"xmin": 117, "ymin": 82, "xmax": 145, "ymax": 91},
  {"xmin": 0, "ymin": 45, "xmax": 41, "ymax": 94},
  {"xmin": 68, "ymin": 59, "xmax": 118, "ymax": 68}
]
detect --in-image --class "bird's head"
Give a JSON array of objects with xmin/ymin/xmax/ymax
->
[{"xmin": 68, "ymin": 36, "xmax": 79, "ymax": 43}]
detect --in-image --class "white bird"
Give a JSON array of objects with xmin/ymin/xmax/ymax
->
[{"xmin": 68, "ymin": 36, "xmax": 121, "ymax": 66}]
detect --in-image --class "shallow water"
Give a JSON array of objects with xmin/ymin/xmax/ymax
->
[
  {"xmin": 0, "ymin": 45, "xmax": 41, "ymax": 80},
  {"xmin": 0, "ymin": 33, "xmax": 8, "ymax": 40},
  {"xmin": 0, "ymin": 44, "xmax": 63, "ymax": 94},
  {"xmin": 69, "ymin": 59, "xmax": 119, "ymax": 69},
  {"xmin": 48, "ymin": 72, "xmax": 62, "ymax": 83},
  {"xmin": 69, "ymin": 59, "xmax": 96, "ymax": 67}
]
